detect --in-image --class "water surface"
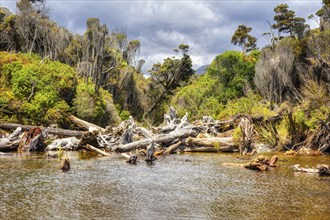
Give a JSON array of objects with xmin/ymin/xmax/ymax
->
[{"xmin": 1, "ymin": 152, "xmax": 330, "ymax": 220}]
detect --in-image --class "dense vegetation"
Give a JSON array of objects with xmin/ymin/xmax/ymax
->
[
  {"xmin": 0, "ymin": 0, "xmax": 329, "ymax": 151},
  {"xmin": 0, "ymin": 52, "xmax": 120, "ymax": 127}
]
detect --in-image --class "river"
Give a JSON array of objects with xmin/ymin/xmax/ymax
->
[{"xmin": 1, "ymin": 152, "xmax": 330, "ymax": 220}]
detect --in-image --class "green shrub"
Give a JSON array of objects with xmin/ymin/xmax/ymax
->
[
  {"xmin": 218, "ymin": 93, "xmax": 276, "ymax": 120},
  {"xmin": 119, "ymin": 110, "xmax": 131, "ymax": 121},
  {"xmin": 0, "ymin": 52, "xmax": 76, "ymax": 125}
]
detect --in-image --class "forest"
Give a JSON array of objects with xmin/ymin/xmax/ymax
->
[{"xmin": 0, "ymin": 0, "xmax": 329, "ymax": 156}]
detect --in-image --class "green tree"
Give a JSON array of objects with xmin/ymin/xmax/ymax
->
[
  {"xmin": 316, "ymin": 0, "xmax": 330, "ymax": 31},
  {"xmin": 293, "ymin": 17, "xmax": 309, "ymax": 40},
  {"xmin": 146, "ymin": 44, "xmax": 194, "ymax": 122},
  {"xmin": 208, "ymin": 50, "xmax": 259, "ymax": 102},
  {"xmin": 149, "ymin": 44, "xmax": 194, "ymax": 92},
  {"xmin": 231, "ymin": 25, "xmax": 257, "ymax": 53},
  {"xmin": 273, "ymin": 4, "xmax": 296, "ymax": 36}
]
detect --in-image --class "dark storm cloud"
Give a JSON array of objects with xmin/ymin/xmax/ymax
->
[{"xmin": 0, "ymin": 0, "xmax": 321, "ymax": 71}]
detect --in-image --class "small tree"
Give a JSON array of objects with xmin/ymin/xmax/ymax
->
[
  {"xmin": 231, "ymin": 25, "xmax": 257, "ymax": 53},
  {"xmin": 146, "ymin": 44, "xmax": 194, "ymax": 121},
  {"xmin": 293, "ymin": 17, "xmax": 309, "ymax": 40},
  {"xmin": 272, "ymin": 4, "xmax": 297, "ymax": 37},
  {"xmin": 316, "ymin": 0, "xmax": 330, "ymax": 31}
]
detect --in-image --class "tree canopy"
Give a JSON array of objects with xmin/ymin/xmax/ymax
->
[
  {"xmin": 272, "ymin": 4, "xmax": 309, "ymax": 38},
  {"xmin": 231, "ymin": 25, "xmax": 257, "ymax": 53}
]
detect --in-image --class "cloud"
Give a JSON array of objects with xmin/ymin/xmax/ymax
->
[{"xmin": 1, "ymin": 0, "xmax": 321, "ymax": 72}]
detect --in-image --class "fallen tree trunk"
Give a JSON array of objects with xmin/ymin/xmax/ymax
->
[
  {"xmin": 0, "ymin": 127, "xmax": 22, "ymax": 152},
  {"xmin": 164, "ymin": 141, "xmax": 182, "ymax": 154},
  {"xmin": 114, "ymin": 127, "xmax": 199, "ymax": 152},
  {"xmin": 68, "ymin": 115, "xmax": 105, "ymax": 133},
  {"xmin": 184, "ymin": 147, "xmax": 218, "ymax": 153},
  {"xmin": 184, "ymin": 137, "xmax": 236, "ymax": 147},
  {"xmin": 0, "ymin": 123, "xmax": 85, "ymax": 138},
  {"xmin": 184, "ymin": 145, "xmax": 239, "ymax": 153},
  {"xmin": 45, "ymin": 137, "xmax": 80, "ymax": 151},
  {"xmin": 83, "ymin": 144, "xmax": 110, "ymax": 156}
]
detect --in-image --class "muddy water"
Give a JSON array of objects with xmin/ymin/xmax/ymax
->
[{"xmin": 1, "ymin": 152, "xmax": 330, "ymax": 220}]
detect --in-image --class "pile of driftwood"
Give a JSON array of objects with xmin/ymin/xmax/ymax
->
[
  {"xmin": 0, "ymin": 108, "xmax": 243, "ymax": 156},
  {"xmin": 0, "ymin": 107, "xmax": 329, "ymax": 168}
]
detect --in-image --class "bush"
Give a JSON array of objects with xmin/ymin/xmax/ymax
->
[
  {"xmin": 218, "ymin": 93, "xmax": 276, "ymax": 120},
  {"xmin": 171, "ymin": 74, "xmax": 223, "ymax": 120},
  {"xmin": 208, "ymin": 50, "xmax": 259, "ymax": 102},
  {"xmin": 0, "ymin": 52, "xmax": 76, "ymax": 125}
]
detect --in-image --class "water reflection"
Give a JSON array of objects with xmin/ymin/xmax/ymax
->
[{"xmin": 1, "ymin": 153, "xmax": 329, "ymax": 219}]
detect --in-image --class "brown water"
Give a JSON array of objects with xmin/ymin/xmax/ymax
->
[{"xmin": 1, "ymin": 152, "xmax": 330, "ymax": 220}]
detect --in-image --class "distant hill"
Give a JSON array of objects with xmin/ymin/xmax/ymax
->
[{"xmin": 195, "ymin": 65, "xmax": 209, "ymax": 75}]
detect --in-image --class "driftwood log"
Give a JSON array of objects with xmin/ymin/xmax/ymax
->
[
  {"xmin": 83, "ymin": 144, "xmax": 110, "ymax": 156},
  {"xmin": 68, "ymin": 115, "xmax": 105, "ymax": 133},
  {"xmin": 184, "ymin": 147, "xmax": 218, "ymax": 153},
  {"xmin": 317, "ymin": 164, "xmax": 330, "ymax": 176},
  {"xmin": 182, "ymin": 136, "xmax": 238, "ymax": 152},
  {"xmin": 164, "ymin": 141, "xmax": 182, "ymax": 154},
  {"xmin": 0, "ymin": 123, "xmax": 85, "ymax": 138},
  {"xmin": 244, "ymin": 155, "xmax": 279, "ymax": 171},
  {"xmin": 0, "ymin": 127, "xmax": 22, "ymax": 152},
  {"xmin": 114, "ymin": 127, "xmax": 200, "ymax": 152},
  {"xmin": 294, "ymin": 164, "xmax": 330, "ymax": 176},
  {"xmin": 45, "ymin": 137, "xmax": 80, "ymax": 151},
  {"xmin": 184, "ymin": 137, "xmax": 236, "ymax": 147}
]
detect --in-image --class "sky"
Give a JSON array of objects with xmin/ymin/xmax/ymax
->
[{"xmin": 0, "ymin": 0, "xmax": 321, "ymax": 72}]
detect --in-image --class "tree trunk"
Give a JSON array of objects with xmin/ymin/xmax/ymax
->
[
  {"xmin": 0, "ymin": 123, "xmax": 85, "ymax": 138},
  {"xmin": 164, "ymin": 141, "xmax": 181, "ymax": 154},
  {"xmin": 184, "ymin": 145, "xmax": 238, "ymax": 153},
  {"xmin": 83, "ymin": 144, "xmax": 110, "ymax": 156},
  {"xmin": 0, "ymin": 127, "xmax": 22, "ymax": 152},
  {"xmin": 45, "ymin": 137, "xmax": 80, "ymax": 151},
  {"xmin": 183, "ymin": 137, "xmax": 236, "ymax": 147},
  {"xmin": 184, "ymin": 147, "xmax": 218, "ymax": 153},
  {"xmin": 114, "ymin": 127, "xmax": 199, "ymax": 152},
  {"xmin": 68, "ymin": 115, "xmax": 105, "ymax": 132}
]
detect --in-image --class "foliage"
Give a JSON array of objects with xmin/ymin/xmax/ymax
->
[
  {"xmin": 258, "ymin": 124, "xmax": 278, "ymax": 148},
  {"xmin": 0, "ymin": 52, "xmax": 76, "ymax": 125},
  {"xmin": 208, "ymin": 50, "xmax": 259, "ymax": 103},
  {"xmin": 73, "ymin": 81, "xmax": 120, "ymax": 126},
  {"xmin": 171, "ymin": 51, "xmax": 261, "ymax": 121},
  {"xmin": 149, "ymin": 44, "xmax": 194, "ymax": 92},
  {"xmin": 272, "ymin": 4, "xmax": 309, "ymax": 38},
  {"xmin": 218, "ymin": 93, "xmax": 276, "ymax": 119},
  {"xmin": 146, "ymin": 44, "xmax": 195, "ymax": 124},
  {"xmin": 232, "ymin": 127, "xmax": 243, "ymax": 145},
  {"xmin": 119, "ymin": 110, "xmax": 131, "ymax": 121},
  {"xmin": 302, "ymin": 79, "xmax": 329, "ymax": 109},
  {"xmin": 171, "ymin": 74, "xmax": 222, "ymax": 120},
  {"xmin": 231, "ymin": 25, "xmax": 257, "ymax": 53}
]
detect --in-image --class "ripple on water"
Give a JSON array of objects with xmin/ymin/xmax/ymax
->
[{"xmin": 1, "ymin": 152, "xmax": 330, "ymax": 220}]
